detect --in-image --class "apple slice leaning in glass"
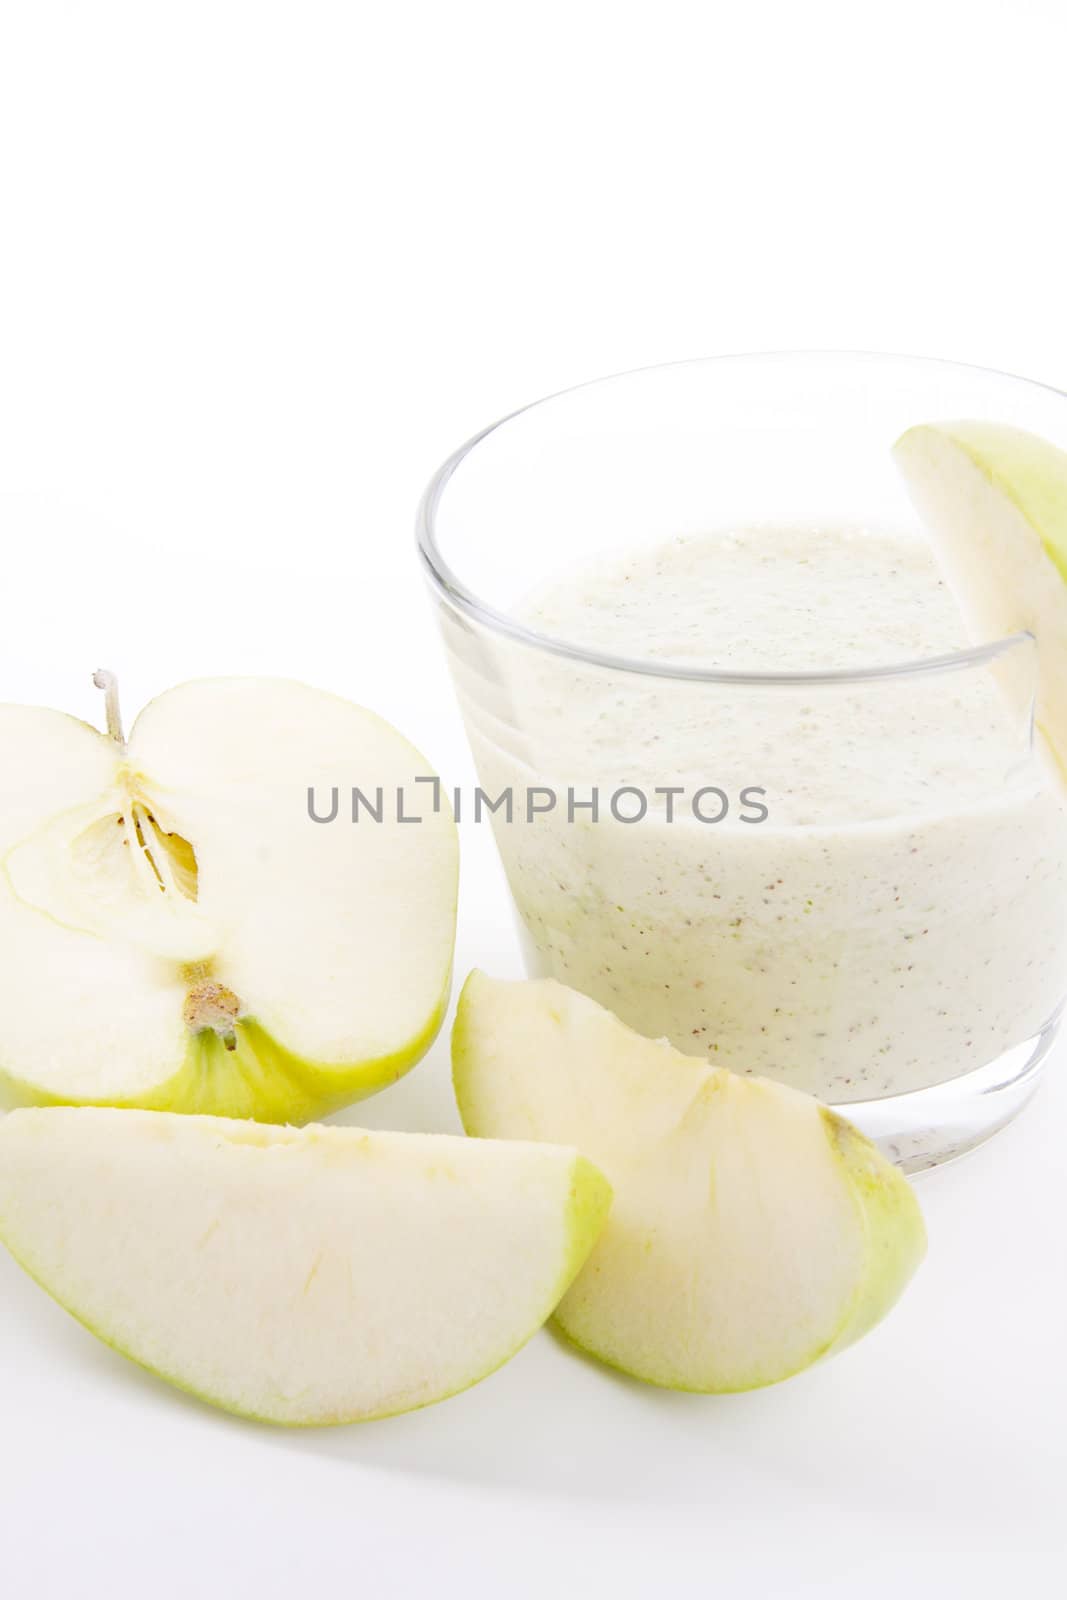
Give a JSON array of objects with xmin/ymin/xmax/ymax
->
[
  {"xmin": 0, "ymin": 675, "xmax": 458, "ymax": 1121},
  {"xmin": 894, "ymin": 420, "xmax": 1067, "ymax": 792}
]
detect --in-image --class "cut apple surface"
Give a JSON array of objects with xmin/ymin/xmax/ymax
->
[
  {"xmin": 893, "ymin": 420, "xmax": 1067, "ymax": 788},
  {"xmin": 0, "ymin": 1108, "xmax": 611, "ymax": 1424},
  {"xmin": 0, "ymin": 676, "xmax": 458, "ymax": 1120},
  {"xmin": 453, "ymin": 972, "xmax": 925, "ymax": 1393}
]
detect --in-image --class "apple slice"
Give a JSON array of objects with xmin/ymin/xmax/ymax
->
[
  {"xmin": 0, "ymin": 1107, "xmax": 611, "ymax": 1424},
  {"xmin": 893, "ymin": 420, "xmax": 1067, "ymax": 787},
  {"xmin": 0, "ymin": 676, "xmax": 458, "ymax": 1120},
  {"xmin": 453, "ymin": 972, "xmax": 925, "ymax": 1393}
]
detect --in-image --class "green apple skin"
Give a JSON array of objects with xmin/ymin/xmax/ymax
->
[
  {"xmin": 0, "ymin": 1108, "xmax": 612, "ymax": 1426},
  {"xmin": 453, "ymin": 971, "xmax": 926, "ymax": 1394},
  {"xmin": 0, "ymin": 984, "xmax": 451, "ymax": 1124},
  {"xmin": 813, "ymin": 1108, "xmax": 928, "ymax": 1361},
  {"xmin": 894, "ymin": 420, "xmax": 1067, "ymax": 788},
  {"xmin": 896, "ymin": 421, "xmax": 1067, "ymax": 580}
]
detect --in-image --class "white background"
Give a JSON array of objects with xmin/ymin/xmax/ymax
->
[{"xmin": 1, "ymin": 1, "xmax": 1066, "ymax": 1594}]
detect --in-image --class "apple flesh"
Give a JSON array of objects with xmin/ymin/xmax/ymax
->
[
  {"xmin": 453, "ymin": 972, "xmax": 926, "ymax": 1393},
  {"xmin": 0, "ymin": 676, "xmax": 458, "ymax": 1121},
  {"xmin": 893, "ymin": 420, "xmax": 1067, "ymax": 789},
  {"xmin": 0, "ymin": 1107, "xmax": 612, "ymax": 1424}
]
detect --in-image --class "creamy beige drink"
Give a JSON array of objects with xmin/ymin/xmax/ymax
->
[{"xmin": 461, "ymin": 525, "xmax": 1067, "ymax": 1103}]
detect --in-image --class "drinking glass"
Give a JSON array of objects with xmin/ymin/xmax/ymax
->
[{"xmin": 418, "ymin": 353, "xmax": 1067, "ymax": 1169}]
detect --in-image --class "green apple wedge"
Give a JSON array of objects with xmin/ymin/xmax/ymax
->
[
  {"xmin": 0, "ymin": 1107, "xmax": 611, "ymax": 1424},
  {"xmin": 0, "ymin": 675, "xmax": 458, "ymax": 1121},
  {"xmin": 893, "ymin": 420, "xmax": 1067, "ymax": 789},
  {"xmin": 453, "ymin": 972, "xmax": 926, "ymax": 1393}
]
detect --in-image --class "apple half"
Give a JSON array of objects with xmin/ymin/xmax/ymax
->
[
  {"xmin": 0, "ymin": 676, "xmax": 457, "ymax": 1121},
  {"xmin": 893, "ymin": 420, "xmax": 1067, "ymax": 788},
  {"xmin": 453, "ymin": 972, "xmax": 926, "ymax": 1393},
  {"xmin": 0, "ymin": 1107, "xmax": 612, "ymax": 1424}
]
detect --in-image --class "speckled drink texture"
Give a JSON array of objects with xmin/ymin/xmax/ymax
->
[{"xmin": 457, "ymin": 526, "xmax": 1067, "ymax": 1101}]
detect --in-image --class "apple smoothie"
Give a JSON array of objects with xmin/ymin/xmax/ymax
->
[{"xmin": 460, "ymin": 524, "xmax": 1067, "ymax": 1103}]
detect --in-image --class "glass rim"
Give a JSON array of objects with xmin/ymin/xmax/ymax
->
[{"xmin": 416, "ymin": 349, "xmax": 1064, "ymax": 688}]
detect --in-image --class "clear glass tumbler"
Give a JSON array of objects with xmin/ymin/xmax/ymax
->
[{"xmin": 418, "ymin": 353, "xmax": 1067, "ymax": 1170}]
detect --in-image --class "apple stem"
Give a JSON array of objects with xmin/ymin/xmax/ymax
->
[{"xmin": 93, "ymin": 669, "xmax": 125, "ymax": 746}]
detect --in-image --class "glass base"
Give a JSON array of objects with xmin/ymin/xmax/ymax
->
[{"xmin": 836, "ymin": 1008, "xmax": 1063, "ymax": 1174}]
